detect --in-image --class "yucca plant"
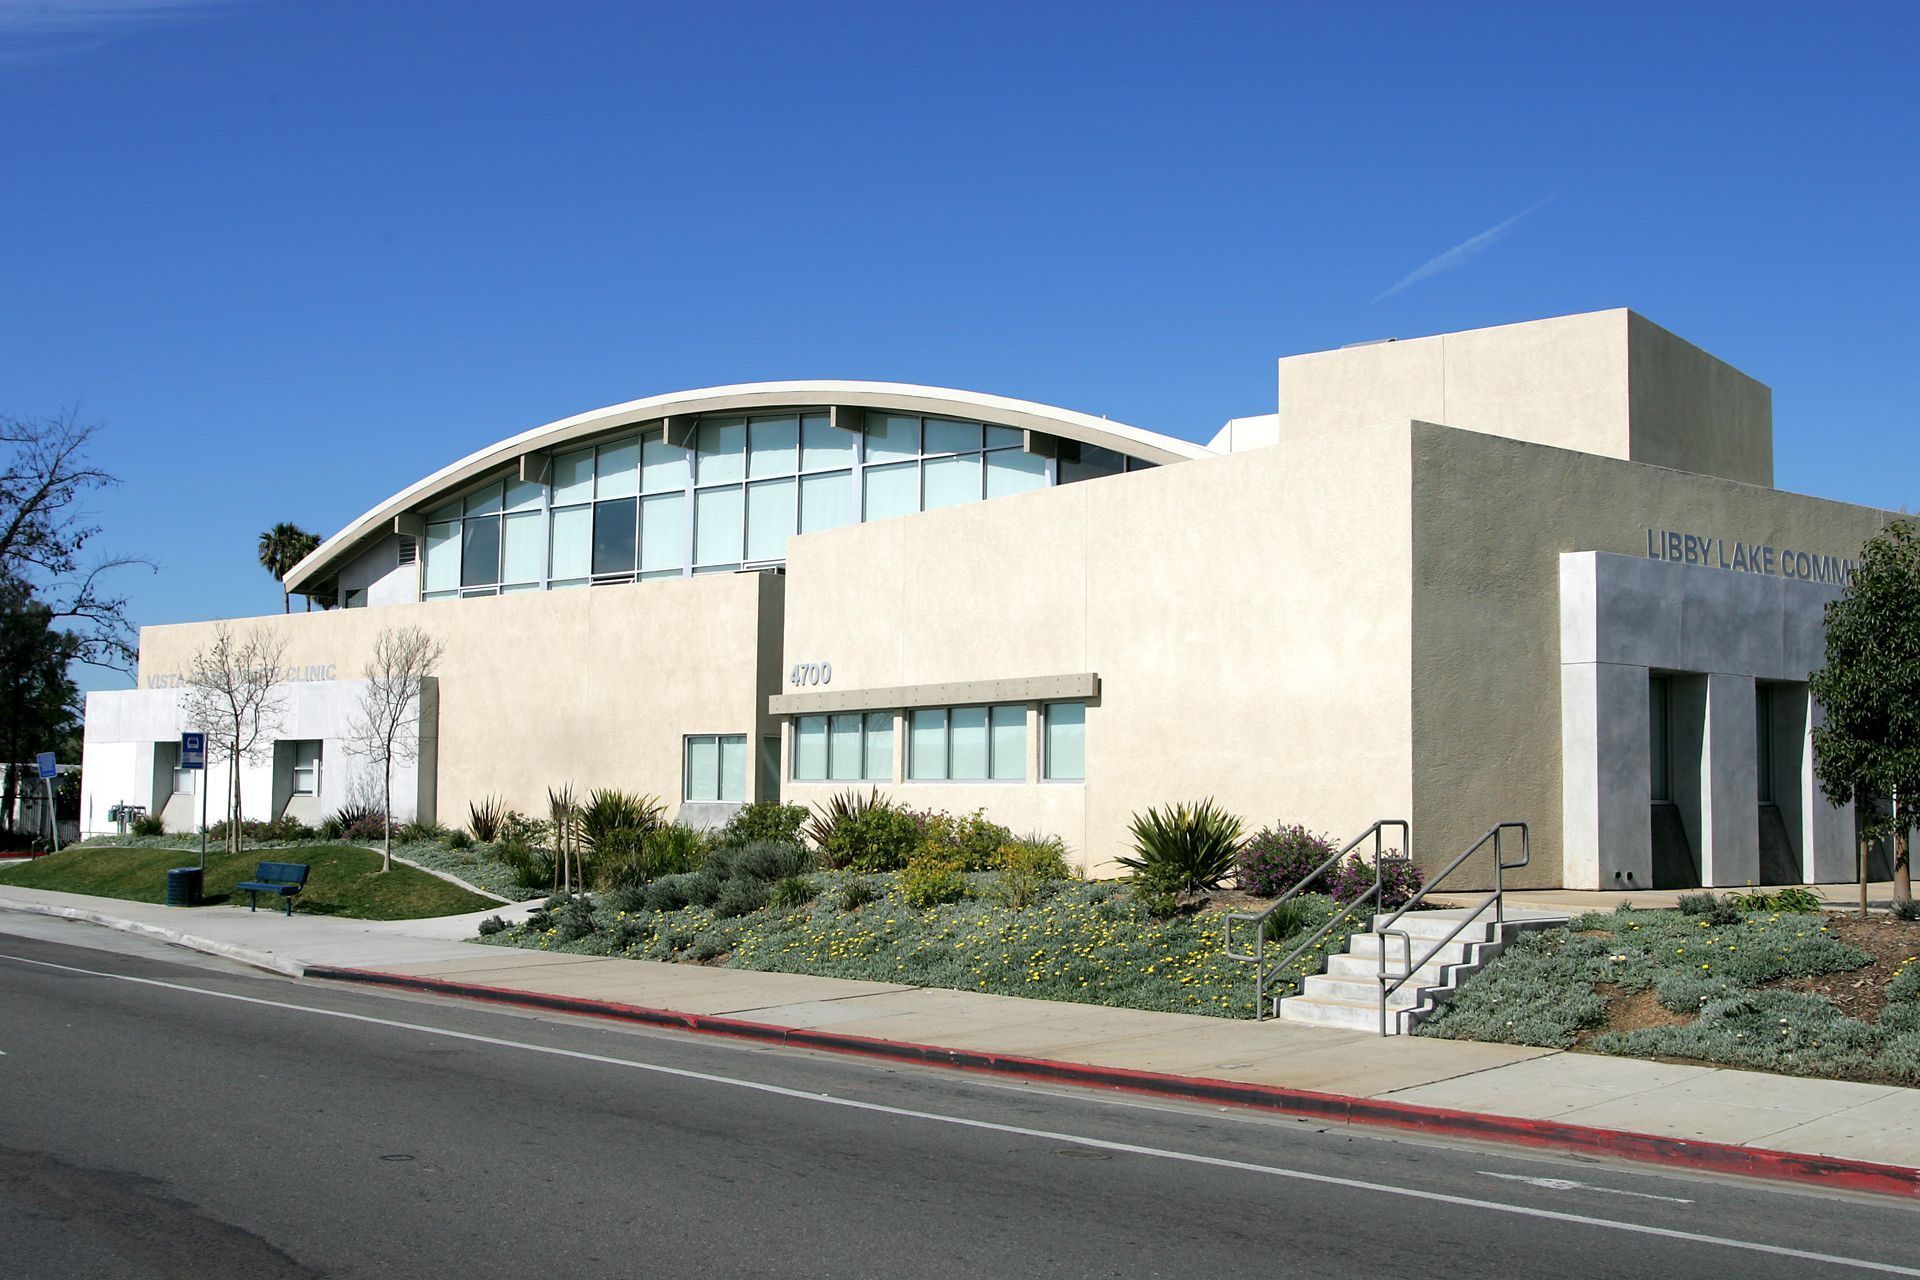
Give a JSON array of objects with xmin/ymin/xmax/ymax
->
[
  {"xmin": 800, "ymin": 787, "xmax": 883, "ymax": 851},
  {"xmin": 578, "ymin": 788, "xmax": 665, "ymax": 851},
  {"xmin": 467, "ymin": 794, "xmax": 508, "ymax": 843},
  {"xmin": 1116, "ymin": 799, "xmax": 1245, "ymax": 897}
]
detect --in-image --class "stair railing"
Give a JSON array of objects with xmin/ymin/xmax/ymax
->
[
  {"xmin": 1372, "ymin": 821, "xmax": 1529, "ymax": 1036},
  {"xmin": 1225, "ymin": 819, "xmax": 1409, "ymax": 1021}
]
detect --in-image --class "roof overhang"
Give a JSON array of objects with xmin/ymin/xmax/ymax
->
[{"xmin": 285, "ymin": 381, "xmax": 1213, "ymax": 593}]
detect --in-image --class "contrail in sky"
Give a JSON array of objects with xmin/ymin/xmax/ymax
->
[
  {"xmin": 1373, "ymin": 194, "xmax": 1560, "ymax": 303},
  {"xmin": 0, "ymin": 1, "xmax": 244, "ymax": 62}
]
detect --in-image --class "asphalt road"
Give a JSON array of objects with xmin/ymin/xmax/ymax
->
[{"xmin": 2, "ymin": 914, "xmax": 1917, "ymax": 1280}]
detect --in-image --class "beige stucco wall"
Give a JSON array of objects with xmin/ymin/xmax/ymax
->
[
  {"xmin": 1408, "ymin": 422, "xmax": 1890, "ymax": 888},
  {"xmin": 1276, "ymin": 310, "xmax": 1771, "ymax": 487},
  {"xmin": 133, "ymin": 571, "xmax": 784, "ymax": 828},
  {"xmin": 778, "ymin": 430, "xmax": 1417, "ymax": 874}
]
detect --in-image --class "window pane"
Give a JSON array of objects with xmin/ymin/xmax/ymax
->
[
  {"xmin": 864, "ymin": 712, "xmax": 893, "ymax": 781},
  {"xmin": 502, "ymin": 511, "xmax": 544, "ymax": 583},
  {"xmin": 863, "ymin": 461, "xmax": 918, "ymax": 523},
  {"xmin": 801, "ymin": 413, "xmax": 855, "ymax": 470},
  {"xmin": 460, "ymin": 516, "xmax": 499, "ymax": 587},
  {"xmin": 552, "ymin": 448, "xmax": 594, "ymax": 504},
  {"xmin": 948, "ymin": 706, "xmax": 988, "ymax": 780},
  {"xmin": 985, "ymin": 425, "xmax": 1021, "ymax": 450},
  {"xmin": 505, "ymin": 478, "xmax": 544, "ymax": 512},
  {"xmin": 865, "ymin": 413, "xmax": 918, "ymax": 461},
  {"xmin": 424, "ymin": 521, "xmax": 461, "ymax": 593},
  {"xmin": 694, "ymin": 486, "xmax": 744, "ymax": 564},
  {"xmin": 719, "ymin": 736, "xmax": 747, "ymax": 802},
  {"xmin": 1045, "ymin": 702, "xmax": 1085, "ymax": 780},
  {"xmin": 592, "ymin": 497, "xmax": 637, "ymax": 575},
  {"xmin": 639, "ymin": 492, "xmax": 686, "ymax": 573},
  {"xmin": 1060, "ymin": 444, "xmax": 1124, "ymax": 484},
  {"xmin": 923, "ymin": 453, "xmax": 981, "ymax": 510},
  {"xmin": 991, "ymin": 705, "xmax": 1026, "ymax": 781},
  {"xmin": 745, "ymin": 477, "xmax": 796, "ymax": 562},
  {"xmin": 549, "ymin": 505, "xmax": 592, "ymax": 580},
  {"xmin": 923, "ymin": 418, "xmax": 980, "ymax": 455},
  {"xmin": 596, "ymin": 437, "xmax": 639, "ymax": 499},
  {"xmin": 642, "ymin": 430, "xmax": 691, "ymax": 493},
  {"xmin": 829, "ymin": 714, "xmax": 862, "ymax": 781},
  {"xmin": 986, "ymin": 448, "xmax": 1048, "ymax": 497},
  {"xmin": 465, "ymin": 482, "xmax": 503, "ymax": 516},
  {"xmin": 909, "ymin": 709, "xmax": 946, "ymax": 780},
  {"xmin": 427, "ymin": 500, "xmax": 462, "ymax": 523},
  {"xmin": 799, "ymin": 470, "xmax": 854, "ymax": 534},
  {"xmin": 697, "ymin": 418, "xmax": 746, "ymax": 484},
  {"xmin": 794, "ymin": 716, "xmax": 827, "ymax": 781},
  {"xmin": 685, "ymin": 737, "xmax": 718, "ymax": 802},
  {"xmin": 748, "ymin": 415, "xmax": 798, "ymax": 477}
]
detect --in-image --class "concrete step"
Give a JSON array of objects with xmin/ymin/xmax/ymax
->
[
  {"xmin": 1324, "ymin": 951, "xmax": 1459, "ymax": 986},
  {"xmin": 1341, "ymin": 933, "xmax": 1483, "ymax": 966},
  {"xmin": 1300, "ymin": 973, "xmax": 1425, "ymax": 1009},
  {"xmin": 1276, "ymin": 993, "xmax": 1417, "ymax": 1034}
]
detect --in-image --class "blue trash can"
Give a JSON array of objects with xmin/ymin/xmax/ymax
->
[{"xmin": 165, "ymin": 867, "xmax": 203, "ymax": 907}]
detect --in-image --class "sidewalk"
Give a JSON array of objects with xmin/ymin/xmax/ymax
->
[{"xmin": 3, "ymin": 882, "xmax": 1915, "ymax": 1197}]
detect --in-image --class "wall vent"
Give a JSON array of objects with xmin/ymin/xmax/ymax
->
[{"xmin": 397, "ymin": 535, "xmax": 418, "ymax": 565}]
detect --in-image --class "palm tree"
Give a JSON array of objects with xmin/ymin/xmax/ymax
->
[{"xmin": 257, "ymin": 523, "xmax": 322, "ymax": 613}]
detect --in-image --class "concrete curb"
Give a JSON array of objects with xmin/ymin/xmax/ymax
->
[
  {"xmin": 309, "ymin": 964, "xmax": 1920, "ymax": 1202},
  {"xmin": 0, "ymin": 899, "xmax": 306, "ymax": 978}
]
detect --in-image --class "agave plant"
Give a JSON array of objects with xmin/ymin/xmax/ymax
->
[
  {"xmin": 800, "ymin": 787, "xmax": 884, "ymax": 851},
  {"xmin": 1116, "ymin": 799, "xmax": 1245, "ymax": 897},
  {"xmin": 467, "ymin": 794, "xmax": 508, "ymax": 843}
]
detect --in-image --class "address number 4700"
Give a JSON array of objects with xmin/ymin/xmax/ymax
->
[{"xmin": 790, "ymin": 662, "xmax": 832, "ymax": 687}]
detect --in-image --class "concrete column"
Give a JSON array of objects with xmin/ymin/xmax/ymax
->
[
  {"xmin": 1770, "ymin": 683, "xmax": 1810, "ymax": 873},
  {"xmin": 1803, "ymin": 693, "xmax": 1855, "ymax": 882},
  {"xmin": 1668, "ymin": 674, "xmax": 1708, "ymax": 860},
  {"xmin": 1700, "ymin": 672, "xmax": 1758, "ymax": 887},
  {"xmin": 1562, "ymin": 660, "xmax": 1652, "ymax": 890}
]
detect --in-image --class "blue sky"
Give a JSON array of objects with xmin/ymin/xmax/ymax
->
[{"xmin": 3, "ymin": 1, "xmax": 1915, "ymax": 694}]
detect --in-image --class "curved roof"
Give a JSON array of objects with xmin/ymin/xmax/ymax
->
[{"xmin": 284, "ymin": 380, "xmax": 1214, "ymax": 593}]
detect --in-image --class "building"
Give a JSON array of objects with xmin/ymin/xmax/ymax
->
[{"xmin": 80, "ymin": 309, "xmax": 1897, "ymax": 890}]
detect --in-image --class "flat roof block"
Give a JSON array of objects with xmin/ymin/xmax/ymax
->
[{"xmin": 1276, "ymin": 309, "xmax": 1772, "ymax": 486}]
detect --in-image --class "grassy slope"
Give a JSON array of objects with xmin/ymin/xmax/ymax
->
[{"xmin": 0, "ymin": 844, "xmax": 493, "ymax": 921}]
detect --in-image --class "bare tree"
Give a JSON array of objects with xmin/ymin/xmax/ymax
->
[
  {"xmin": 2, "ymin": 407, "xmax": 151, "ymax": 671},
  {"xmin": 182, "ymin": 625, "xmax": 288, "ymax": 864},
  {"xmin": 346, "ymin": 625, "xmax": 444, "ymax": 871}
]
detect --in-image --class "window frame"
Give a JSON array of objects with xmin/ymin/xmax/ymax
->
[
  {"xmin": 684, "ymin": 733, "xmax": 749, "ymax": 803},
  {"xmin": 907, "ymin": 703, "xmax": 1028, "ymax": 783}
]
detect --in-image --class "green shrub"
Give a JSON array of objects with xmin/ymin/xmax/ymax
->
[
  {"xmin": 549, "ymin": 896, "xmax": 598, "ymax": 944},
  {"xmin": 317, "ymin": 816, "xmax": 345, "ymax": 840},
  {"xmin": 768, "ymin": 874, "xmax": 817, "ymax": 911},
  {"xmin": 837, "ymin": 877, "xmax": 878, "ymax": 911},
  {"xmin": 476, "ymin": 914, "xmax": 508, "ymax": 937},
  {"xmin": 328, "ymin": 802, "xmax": 389, "ymax": 842},
  {"xmin": 900, "ymin": 852, "xmax": 970, "ymax": 909},
  {"xmin": 496, "ymin": 836, "xmax": 555, "ymax": 891},
  {"xmin": 990, "ymin": 836, "xmax": 1071, "ymax": 909},
  {"xmin": 918, "ymin": 810, "xmax": 1014, "ymax": 872},
  {"xmin": 1116, "ymin": 799, "xmax": 1244, "ymax": 896},
  {"xmin": 1730, "ymin": 885, "xmax": 1825, "ymax": 913},
  {"xmin": 1891, "ymin": 898, "xmax": 1920, "ymax": 922},
  {"xmin": 715, "ymin": 877, "xmax": 771, "ymax": 918},
  {"xmin": 590, "ymin": 827, "xmax": 654, "ymax": 892},
  {"xmin": 397, "ymin": 819, "xmax": 447, "ymax": 844},
  {"xmin": 729, "ymin": 839, "xmax": 812, "ymax": 882},
  {"xmin": 811, "ymin": 790, "xmax": 925, "ymax": 873},
  {"xmin": 130, "ymin": 814, "xmax": 167, "ymax": 837},
  {"xmin": 643, "ymin": 873, "xmax": 698, "ymax": 913},
  {"xmin": 1419, "ymin": 930, "xmax": 1613, "ymax": 1047},
  {"xmin": 447, "ymin": 829, "xmax": 473, "ymax": 851},
  {"xmin": 643, "ymin": 824, "xmax": 709, "ymax": 877},
  {"xmin": 578, "ymin": 788, "xmax": 665, "ymax": 852},
  {"xmin": 718, "ymin": 801, "xmax": 809, "ymax": 849},
  {"xmin": 1677, "ymin": 891, "xmax": 1740, "ymax": 926},
  {"xmin": 497, "ymin": 810, "xmax": 548, "ymax": 846},
  {"xmin": 690, "ymin": 930, "xmax": 731, "ymax": 962},
  {"xmin": 1261, "ymin": 897, "xmax": 1315, "ymax": 944},
  {"xmin": 467, "ymin": 794, "xmax": 508, "ymax": 843}
]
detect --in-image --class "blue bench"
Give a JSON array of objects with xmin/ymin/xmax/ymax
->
[{"xmin": 235, "ymin": 861, "xmax": 310, "ymax": 915}]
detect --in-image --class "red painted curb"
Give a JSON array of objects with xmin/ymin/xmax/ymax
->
[{"xmin": 307, "ymin": 964, "xmax": 1920, "ymax": 1200}]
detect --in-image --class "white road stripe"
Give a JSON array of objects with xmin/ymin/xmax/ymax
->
[
  {"xmin": 1480, "ymin": 1170, "xmax": 1695, "ymax": 1203},
  {"xmin": 4, "ymin": 950, "xmax": 1915, "ymax": 1278}
]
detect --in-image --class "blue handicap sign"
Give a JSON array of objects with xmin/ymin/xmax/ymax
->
[
  {"xmin": 35, "ymin": 752, "xmax": 57, "ymax": 780},
  {"xmin": 180, "ymin": 732, "xmax": 206, "ymax": 769}
]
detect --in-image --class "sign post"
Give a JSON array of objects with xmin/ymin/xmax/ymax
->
[
  {"xmin": 35, "ymin": 753, "xmax": 58, "ymax": 853},
  {"xmin": 180, "ymin": 732, "xmax": 207, "ymax": 869}
]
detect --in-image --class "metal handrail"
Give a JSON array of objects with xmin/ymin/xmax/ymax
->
[
  {"xmin": 1225, "ymin": 819, "xmax": 1409, "ymax": 1020},
  {"xmin": 1373, "ymin": 822, "xmax": 1529, "ymax": 1036}
]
